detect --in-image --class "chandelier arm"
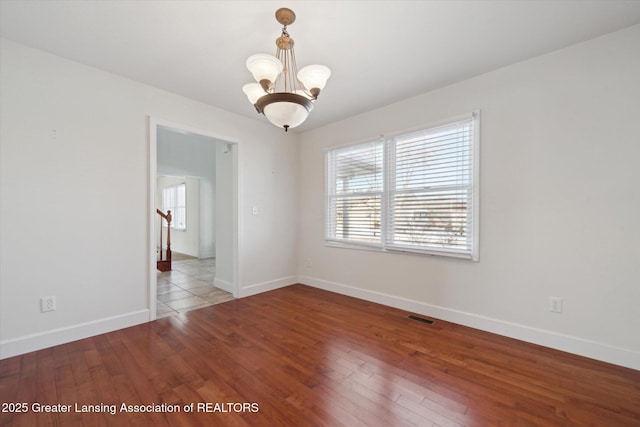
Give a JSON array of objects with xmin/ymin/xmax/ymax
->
[
  {"xmin": 282, "ymin": 49, "xmax": 290, "ymax": 92},
  {"xmin": 289, "ymin": 47, "xmax": 301, "ymax": 92},
  {"xmin": 278, "ymin": 43, "xmax": 297, "ymax": 93},
  {"xmin": 273, "ymin": 46, "xmax": 284, "ymax": 92},
  {"xmin": 259, "ymin": 79, "xmax": 272, "ymax": 92},
  {"xmin": 288, "ymin": 51, "xmax": 297, "ymax": 92}
]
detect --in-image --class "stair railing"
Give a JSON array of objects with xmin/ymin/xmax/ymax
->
[{"xmin": 156, "ymin": 209, "xmax": 172, "ymax": 271}]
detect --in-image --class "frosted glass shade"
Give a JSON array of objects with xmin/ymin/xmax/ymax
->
[
  {"xmin": 297, "ymin": 65, "xmax": 331, "ymax": 91},
  {"xmin": 246, "ymin": 54, "xmax": 283, "ymax": 84},
  {"xmin": 254, "ymin": 93, "xmax": 314, "ymax": 130},
  {"xmin": 242, "ymin": 83, "xmax": 265, "ymax": 104},
  {"xmin": 263, "ymin": 102, "xmax": 310, "ymax": 129}
]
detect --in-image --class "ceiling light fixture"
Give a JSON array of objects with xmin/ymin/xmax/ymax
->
[{"xmin": 243, "ymin": 8, "xmax": 331, "ymax": 132}]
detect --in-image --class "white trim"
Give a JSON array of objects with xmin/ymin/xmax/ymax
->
[
  {"xmin": 298, "ymin": 276, "xmax": 640, "ymax": 371},
  {"xmin": 0, "ymin": 310, "xmax": 149, "ymax": 360},
  {"xmin": 148, "ymin": 118, "xmax": 158, "ymax": 320},
  {"xmin": 239, "ymin": 276, "xmax": 297, "ymax": 298},
  {"xmin": 471, "ymin": 110, "xmax": 480, "ymax": 261},
  {"xmin": 233, "ymin": 142, "xmax": 241, "ymax": 298},
  {"xmin": 152, "ymin": 117, "xmax": 241, "ymax": 147},
  {"xmin": 214, "ymin": 277, "xmax": 234, "ymax": 294}
]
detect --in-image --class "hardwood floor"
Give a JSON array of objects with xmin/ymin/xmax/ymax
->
[{"xmin": 1, "ymin": 284, "xmax": 639, "ymax": 426}]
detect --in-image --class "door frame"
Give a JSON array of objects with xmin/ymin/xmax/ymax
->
[{"xmin": 148, "ymin": 116, "xmax": 240, "ymax": 320}]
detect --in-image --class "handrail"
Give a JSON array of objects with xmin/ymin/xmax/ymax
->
[
  {"xmin": 156, "ymin": 209, "xmax": 172, "ymax": 270},
  {"xmin": 156, "ymin": 208, "xmax": 172, "ymax": 222}
]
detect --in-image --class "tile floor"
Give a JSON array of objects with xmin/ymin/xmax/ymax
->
[{"xmin": 156, "ymin": 257, "xmax": 235, "ymax": 318}]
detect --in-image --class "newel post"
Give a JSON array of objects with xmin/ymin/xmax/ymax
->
[{"xmin": 165, "ymin": 210, "xmax": 172, "ymax": 261}]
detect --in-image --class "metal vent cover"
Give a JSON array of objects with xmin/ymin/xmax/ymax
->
[{"xmin": 407, "ymin": 315, "xmax": 435, "ymax": 325}]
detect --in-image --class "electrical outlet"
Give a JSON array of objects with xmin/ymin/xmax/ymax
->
[
  {"xmin": 41, "ymin": 296, "xmax": 56, "ymax": 313},
  {"xmin": 549, "ymin": 296, "xmax": 562, "ymax": 313}
]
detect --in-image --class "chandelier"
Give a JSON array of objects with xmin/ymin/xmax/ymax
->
[{"xmin": 242, "ymin": 8, "xmax": 331, "ymax": 132}]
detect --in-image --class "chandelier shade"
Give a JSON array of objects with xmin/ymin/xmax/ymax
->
[
  {"xmin": 297, "ymin": 65, "xmax": 331, "ymax": 94},
  {"xmin": 243, "ymin": 8, "xmax": 330, "ymax": 131},
  {"xmin": 245, "ymin": 54, "xmax": 283, "ymax": 88},
  {"xmin": 242, "ymin": 83, "xmax": 266, "ymax": 106},
  {"xmin": 261, "ymin": 95, "xmax": 313, "ymax": 129}
]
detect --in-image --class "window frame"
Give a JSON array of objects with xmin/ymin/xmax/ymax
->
[
  {"xmin": 162, "ymin": 182, "xmax": 187, "ymax": 231},
  {"xmin": 325, "ymin": 111, "xmax": 479, "ymax": 261},
  {"xmin": 325, "ymin": 139, "xmax": 385, "ymax": 249}
]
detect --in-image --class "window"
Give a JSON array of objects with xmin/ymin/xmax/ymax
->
[
  {"xmin": 326, "ymin": 141, "xmax": 384, "ymax": 247},
  {"xmin": 326, "ymin": 112, "xmax": 479, "ymax": 260},
  {"xmin": 162, "ymin": 183, "xmax": 186, "ymax": 231}
]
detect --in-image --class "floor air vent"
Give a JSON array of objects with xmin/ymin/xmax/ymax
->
[{"xmin": 407, "ymin": 315, "xmax": 435, "ymax": 325}]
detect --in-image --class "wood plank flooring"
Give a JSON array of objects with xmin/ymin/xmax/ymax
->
[{"xmin": 1, "ymin": 284, "xmax": 639, "ymax": 426}]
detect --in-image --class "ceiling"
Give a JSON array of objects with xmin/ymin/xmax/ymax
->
[{"xmin": 2, "ymin": 1, "xmax": 639, "ymax": 132}]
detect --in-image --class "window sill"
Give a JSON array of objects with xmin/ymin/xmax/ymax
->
[{"xmin": 325, "ymin": 240, "xmax": 477, "ymax": 261}]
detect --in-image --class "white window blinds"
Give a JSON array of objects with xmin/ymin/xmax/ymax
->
[
  {"xmin": 387, "ymin": 119, "xmax": 475, "ymax": 257},
  {"xmin": 326, "ymin": 141, "xmax": 383, "ymax": 247},
  {"xmin": 326, "ymin": 113, "xmax": 478, "ymax": 260}
]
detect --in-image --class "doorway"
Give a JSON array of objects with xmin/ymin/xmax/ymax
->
[{"xmin": 148, "ymin": 118, "xmax": 238, "ymax": 320}]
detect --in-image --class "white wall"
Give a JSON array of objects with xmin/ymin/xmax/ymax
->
[
  {"xmin": 214, "ymin": 143, "xmax": 235, "ymax": 293},
  {"xmin": 297, "ymin": 25, "xmax": 640, "ymax": 369},
  {"xmin": 236, "ymin": 126, "xmax": 300, "ymax": 296},
  {"xmin": 0, "ymin": 38, "xmax": 299, "ymax": 358}
]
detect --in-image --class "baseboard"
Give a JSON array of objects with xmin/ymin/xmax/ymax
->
[
  {"xmin": 298, "ymin": 276, "xmax": 640, "ymax": 371},
  {"xmin": 199, "ymin": 250, "xmax": 215, "ymax": 259},
  {"xmin": 0, "ymin": 309, "xmax": 150, "ymax": 360},
  {"xmin": 214, "ymin": 277, "xmax": 234, "ymax": 294},
  {"xmin": 239, "ymin": 276, "xmax": 297, "ymax": 298}
]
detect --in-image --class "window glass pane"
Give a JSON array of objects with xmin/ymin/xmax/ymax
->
[
  {"xmin": 389, "ymin": 119, "xmax": 473, "ymax": 255},
  {"xmin": 176, "ymin": 183, "xmax": 185, "ymax": 205},
  {"xmin": 333, "ymin": 142, "xmax": 383, "ymax": 194},
  {"xmin": 390, "ymin": 189, "xmax": 469, "ymax": 249},
  {"xmin": 174, "ymin": 183, "xmax": 186, "ymax": 230},
  {"xmin": 329, "ymin": 195, "xmax": 381, "ymax": 242},
  {"xmin": 161, "ymin": 183, "xmax": 187, "ymax": 230},
  {"xmin": 327, "ymin": 141, "xmax": 383, "ymax": 246},
  {"xmin": 395, "ymin": 122, "xmax": 471, "ymax": 189}
]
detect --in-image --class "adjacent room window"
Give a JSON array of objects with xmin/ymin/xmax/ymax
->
[
  {"xmin": 326, "ymin": 112, "xmax": 479, "ymax": 260},
  {"xmin": 162, "ymin": 183, "xmax": 186, "ymax": 231}
]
